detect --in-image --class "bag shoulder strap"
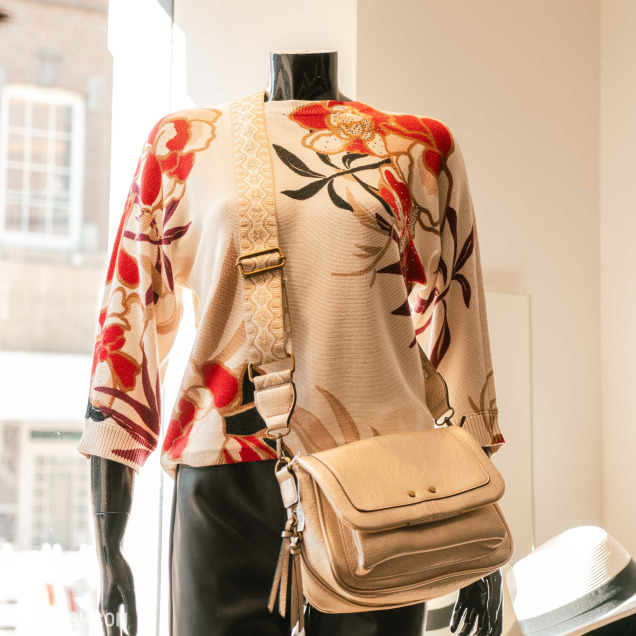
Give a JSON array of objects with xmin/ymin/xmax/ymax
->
[{"xmin": 230, "ymin": 89, "xmax": 454, "ymax": 441}]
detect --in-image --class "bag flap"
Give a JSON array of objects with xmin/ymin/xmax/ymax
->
[{"xmin": 295, "ymin": 426, "xmax": 505, "ymax": 531}]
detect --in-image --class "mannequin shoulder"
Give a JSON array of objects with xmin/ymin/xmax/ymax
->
[{"xmin": 357, "ymin": 100, "xmax": 456, "ymax": 159}]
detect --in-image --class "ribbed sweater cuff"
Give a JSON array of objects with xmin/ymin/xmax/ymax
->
[
  {"xmin": 455, "ymin": 410, "xmax": 505, "ymax": 455},
  {"xmin": 76, "ymin": 419, "xmax": 149, "ymax": 474}
]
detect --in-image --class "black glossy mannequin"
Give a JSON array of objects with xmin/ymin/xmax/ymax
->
[
  {"xmin": 90, "ymin": 50, "xmax": 503, "ymax": 636},
  {"xmin": 264, "ymin": 49, "xmax": 353, "ymax": 102}
]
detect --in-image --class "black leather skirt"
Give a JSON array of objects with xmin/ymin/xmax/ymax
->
[{"xmin": 168, "ymin": 458, "xmax": 428, "ymax": 636}]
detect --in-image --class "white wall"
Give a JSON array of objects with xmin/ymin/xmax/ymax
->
[
  {"xmin": 358, "ymin": 0, "xmax": 603, "ymax": 548},
  {"xmin": 172, "ymin": 0, "xmax": 358, "ymax": 110},
  {"xmin": 600, "ymin": 0, "xmax": 636, "ymax": 557}
]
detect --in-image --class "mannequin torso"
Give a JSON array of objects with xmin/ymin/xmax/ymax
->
[{"xmin": 90, "ymin": 49, "xmax": 503, "ymax": 636}]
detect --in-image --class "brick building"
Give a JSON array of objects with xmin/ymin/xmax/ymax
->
[{"xmin": 0, "ymin": 0, "xmax": 113, "ymax": 550}]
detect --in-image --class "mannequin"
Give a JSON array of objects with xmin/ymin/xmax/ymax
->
[{"xmin": 90, "ymin": 50, "xmax": 504, "ymax": 636}]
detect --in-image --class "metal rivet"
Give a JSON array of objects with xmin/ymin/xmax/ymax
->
[
  {"xmin": 429, "ymin": 486, "xmax": 436, "ymax": 493},
  {"xmin": 408, "ymin": 490, "xmax": 416, "ymax": 497}
]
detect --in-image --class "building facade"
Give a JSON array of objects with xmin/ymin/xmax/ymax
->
[{"xmin": 0, "ymin": 0, "xmax": 113, "ymax": 551}]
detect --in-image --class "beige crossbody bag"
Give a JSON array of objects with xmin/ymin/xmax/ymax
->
[{"xmin": 231, "ymin": 90, "xmax": 513, "ymax": 635}]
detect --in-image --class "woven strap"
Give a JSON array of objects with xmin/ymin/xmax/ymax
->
[{"xmin": 231, "ymin": 89, "xmax": 454, "ymax": 437}]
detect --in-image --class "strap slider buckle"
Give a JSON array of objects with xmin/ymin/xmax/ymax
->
[
  {"xmin": 435, "ymin": 408, "xmax": 455, "ymax": 427},
  {"xmin": 236, "ymin": 247, "xmax": 286, "ymax": 276}
]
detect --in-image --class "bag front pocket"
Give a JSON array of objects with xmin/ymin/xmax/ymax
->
[{"xmin": 316, "ymin": 488, "xmax": 510, "ymax": 591}]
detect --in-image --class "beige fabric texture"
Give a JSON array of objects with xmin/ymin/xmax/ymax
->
[{"xmin": 77, "ymin": 89, "xmax": 504, "ymax": 479}]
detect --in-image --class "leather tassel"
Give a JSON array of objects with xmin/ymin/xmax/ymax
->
[
  {"xmin": 289, "ymin": 537, "xmax": 305, "ymax": 635},
  {"xmin": 268, "ymin": 517, "xmax": 295, "ymax": 617},
  {"xmin": 278, "ymin": 537, "xmax": 291, "ymax": 615}
]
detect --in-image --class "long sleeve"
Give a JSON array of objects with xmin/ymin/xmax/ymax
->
[
  {"xmin": 408, "ymin": 128, "xmax": 505, "ymax": 455},
  {"xmin": 77, "ymin": 120, "xmax": 185, "ymax": 473}
]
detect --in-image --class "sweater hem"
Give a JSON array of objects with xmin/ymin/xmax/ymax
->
[
  {"xmin": 452, "ymin": 410, "xmax": 505, "ymax": 455},
  {"xmin": 158, "ymin": 411, "xmax": 505, "ymax": 478},
  {"xmin": 76, "ymin": 419, "xmax": 155, "ymax": 475},
  {"xmin": 159, "ymin": 447, "xmax": 275, "ymax": 481}
]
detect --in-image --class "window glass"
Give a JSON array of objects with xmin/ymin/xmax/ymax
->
[
  {"xmin": 0, "ymin": 2, "xmax": 114, "ymax": 635},
  {"xmin": 0, "ymin": 1, "xmax": 181, "ymax": 634}
]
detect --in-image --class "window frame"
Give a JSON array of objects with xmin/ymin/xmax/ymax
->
[{"xmin": 0, "ymin": 84, "xmax": 86, "ymax": 250}]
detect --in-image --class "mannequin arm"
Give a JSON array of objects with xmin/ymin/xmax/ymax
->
[
  {"xmin": 90, "ymin": 456, "xmax": 138, "ymax": 636},
  {"xmin": 448, "ymin": 445, "xmax": 503, "ymax": 636}
]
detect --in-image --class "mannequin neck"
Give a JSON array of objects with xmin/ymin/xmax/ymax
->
[{"xmin": 265, "ymin": 50, "xmax": 350, "ymax": 102}]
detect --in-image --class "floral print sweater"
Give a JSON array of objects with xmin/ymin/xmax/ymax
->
[{"xmin": 76, "ymin": 89, "xmax": 505, "ymax": 479}]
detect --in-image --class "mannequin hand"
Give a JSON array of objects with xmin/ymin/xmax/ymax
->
[
  {"xmin": 450, "ymin": 569, "xmax": 503, "ymax": 636},
  {"xmin": 90, "ymin": 458, "xmax": 137, "ymax": 635},
  {"xmin": 98, "ymin": 546, "xmax": 137, "ymax": 636}
]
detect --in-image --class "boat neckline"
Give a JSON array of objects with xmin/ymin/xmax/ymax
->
[{"xmin": 260, "ymin": 89, "xmax": 368, "ymax": 114}]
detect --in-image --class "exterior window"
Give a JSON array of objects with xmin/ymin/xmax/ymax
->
[{"xmin": 0, "ymin": 84, "xmax": 85, "ymax": 249}]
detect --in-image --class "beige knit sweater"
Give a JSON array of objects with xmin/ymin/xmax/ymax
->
[{"xmin": 77, "ymin": 89, "xmax": 504, "ymax": 479}]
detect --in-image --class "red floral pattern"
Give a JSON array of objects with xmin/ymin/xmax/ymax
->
[
  {"xmin": 283, "ymin": 101, "xmax": 454, "ymax": 299},
  {"xmin": 91, "ymin": 324, "xmax": 138, "ymax": 390},
  {"xmin": 79, "ymin": 98, "xmax": 505, "ymax": 475},
  {"xmin": 84, "ymin": 109, "xmax": 223, "ymax": 467}
]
